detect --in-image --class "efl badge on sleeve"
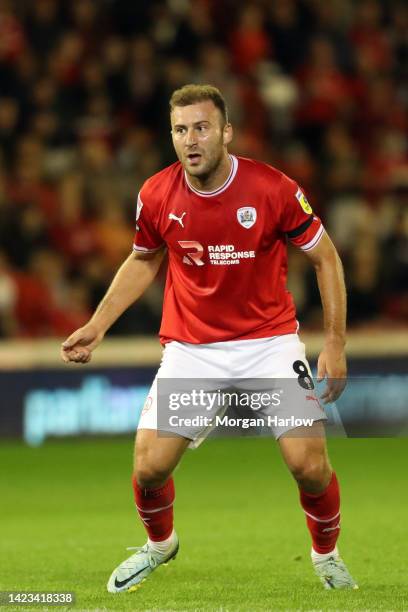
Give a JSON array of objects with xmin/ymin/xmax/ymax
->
[
  {"xmin": 237, "ymin": 206, "xmax": 257, "ymax": 229},
  {"xmin": 295, "ymin": 188, "xmax": 313, "ymax": 214}
]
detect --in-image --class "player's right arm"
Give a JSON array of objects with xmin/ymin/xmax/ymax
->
[{"xmin": 61, "ymin": 248, "xmax": 165, "ymax": 364}]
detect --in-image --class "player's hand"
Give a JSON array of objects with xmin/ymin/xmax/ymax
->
[
  {"xmin": 60, "ymin": 323, "xmax": 104, "ymax": 364},
  {"xmin": 317, "ymin": 339, "xmax": 347, "ymax": 404}
]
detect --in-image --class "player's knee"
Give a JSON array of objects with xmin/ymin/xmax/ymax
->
[
  {"xmin": 134, "ymin": 462, "xmax": 171, "ymax": 489},
  {"xmin": 289, "ymin": 454, "xmax": 330, "ymax": 489}
]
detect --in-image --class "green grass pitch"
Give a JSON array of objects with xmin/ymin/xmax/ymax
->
[{"xmin": 1, "ymin": 436, "xmax": 407, "ymax": 611}]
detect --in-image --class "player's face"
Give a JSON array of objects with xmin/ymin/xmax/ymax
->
[{"xmin": 171, "ymin": 101, "xmax": 232, "ymax": 179}]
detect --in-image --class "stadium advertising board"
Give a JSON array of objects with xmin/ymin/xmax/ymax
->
[{"xmin": 0, "ymin": 360, "xmax": 407, "ymax": 445}]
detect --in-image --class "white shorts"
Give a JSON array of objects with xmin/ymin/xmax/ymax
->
[{"xmin": 138, "ymin": 334, "xmax": 326, "ymax": 447}]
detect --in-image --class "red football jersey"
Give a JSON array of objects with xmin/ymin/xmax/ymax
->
[{"xmin": 133, "ymin": 155, "xmax": 324, "ymax": 344}]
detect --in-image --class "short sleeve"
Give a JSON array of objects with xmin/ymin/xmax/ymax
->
[
  {"xmin": 279, "ymin": 174, "xmax": 325, "ymax": 252},
  {"xmin": 133, "ymin": 192, "xmax": 164, "ymax": 253}
]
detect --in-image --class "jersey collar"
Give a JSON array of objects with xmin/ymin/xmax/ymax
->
[{"xmin": 184, "ymin": 155, "xmax": 238, "ymax": 198}]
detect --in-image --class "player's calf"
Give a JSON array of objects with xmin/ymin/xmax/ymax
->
[{"xmin": 133, "ymin": 476, "xmax": 175, "ymax": 541}]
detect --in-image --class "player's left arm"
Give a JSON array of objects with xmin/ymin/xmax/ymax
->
[
  {"xmin": 278, "ymin": 173, "xmax": 347, "ymax": 402},
  {"xmin": 302, "ymin": 231, "xmax": 347, "ymax": 404}
]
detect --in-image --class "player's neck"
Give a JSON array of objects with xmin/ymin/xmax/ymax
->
[{"xmin": 187, "ymin": 153, "xmax": 232, "ymax": 193}]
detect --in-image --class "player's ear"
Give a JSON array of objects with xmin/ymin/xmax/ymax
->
[{"xmin": 223, "ymin": 123, "xmax": 233, "ymax": 145}]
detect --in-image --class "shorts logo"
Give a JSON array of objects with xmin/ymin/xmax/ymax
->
[
  {"xmin": 237, "ymin": 206, "xmax": 257, "ymax": 229},
  {"xmin": 295, "ymin": 188, "xmax": 313, "ymax": 214},
  {"xmin": 141, "ymin": 396, "xmax": 153, "ymax": 416}
]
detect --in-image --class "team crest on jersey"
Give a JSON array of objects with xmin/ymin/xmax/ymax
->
[
  {"xmin": 295, "ymin": 188, "xmax": 313, "ymax": 214},
  {"xmin": 237, "ymin": 206, "xmax": 257, "ymax": 229}
]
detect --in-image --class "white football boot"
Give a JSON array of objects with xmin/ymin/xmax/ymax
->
[
  {"xmin": 107, "ymin": 536, "xmax": 179, "ymax": 593},
  {"xmin": 312, "ymin": 550, "xmax": 358, "ymax": 590}
]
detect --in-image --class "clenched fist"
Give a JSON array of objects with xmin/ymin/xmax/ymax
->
[{"xmin": 61, "ymin": 323, "xmax": 104, "ymax": 364}]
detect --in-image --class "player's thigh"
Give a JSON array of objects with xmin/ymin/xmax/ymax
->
[
  {"xmin": 237, "ymin": 335, "xmax": 327, "ymax": 438},
  {"xmin": 138, "ymin": 340, "xmax": 231, "ymax": 446},
  {"xmin": 134, "ymin": 428, "xmax": 190, "ymax": 482},
  {"xmin": 278, "ymin": 421, "xmax": 332, "ymax": 483}
]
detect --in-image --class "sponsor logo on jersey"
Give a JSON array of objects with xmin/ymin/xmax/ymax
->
[
  {"xmin": 208, "ymin": 244, "xmax": 256, "ymax": 265},
  {"xmin": 178, "ymin": 241, "xmax": 205, "ymax": 266},
  {"xmin": 178, "ymin": 242, "xmax": 256, "ymax": 266},
  {"xmin": 237, "ymin": 206, "xmax": 257, "ymax": 229},
  {"xmin": 295, "ymin": 188, "xmax": 313, "ymax": 214}
]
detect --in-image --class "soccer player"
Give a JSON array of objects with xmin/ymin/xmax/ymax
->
[{"xmin": 61, "ymin": 84, "xmax": 357, "ymax": 592}]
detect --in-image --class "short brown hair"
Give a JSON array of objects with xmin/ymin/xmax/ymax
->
[{"xmin": 169, "ymin": 84, "xmax": 228, "ymax": 124}]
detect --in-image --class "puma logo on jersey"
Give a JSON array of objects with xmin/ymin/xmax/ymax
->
[{"xmin": 169, "ymin": 212, "xmax": 186, "ymax": 227}]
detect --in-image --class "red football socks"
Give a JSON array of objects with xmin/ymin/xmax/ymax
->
[
  {"xmin": 299, "ymin": 471, "xmax": 340, "ymax": 554},
  {"xmin": 133, "ymin": 476, "xmax": 175, "ymax": 541}
]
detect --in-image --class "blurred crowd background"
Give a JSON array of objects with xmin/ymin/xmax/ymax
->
[{"xmin": 0, "ymin": 0, "xmax": 407, "ymax": 338}]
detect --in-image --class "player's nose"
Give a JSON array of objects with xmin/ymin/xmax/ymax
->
[{"xmin": 185, "ymin": 127, "xmax": 197, "ymax": 147}]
